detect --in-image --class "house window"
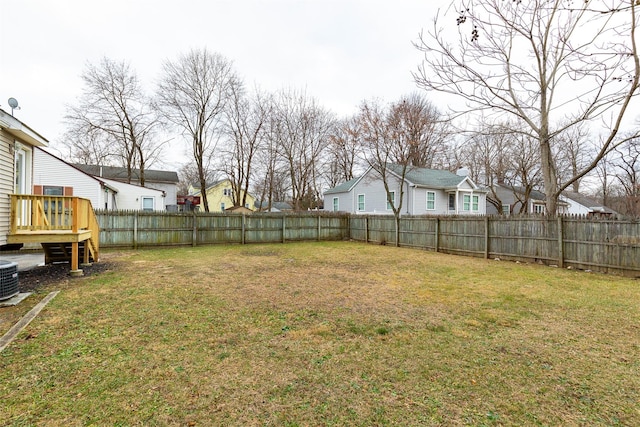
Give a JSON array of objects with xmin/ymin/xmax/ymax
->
[
  {"xmin": 463, "ymin": 194, "xmax": 471, "ymax": 211},
  {"xmin": 502, "ymin": 204, "xmax": 510, "ymax": 215},
  {"xmin": 533, "ymin": 203, "xmax": 545, "ymax": 214},
  {"xmin": 223, "ymin": 188, "xmax": 232, "ymax": 196},
  {"xmin": 221, "ymin": 202, "xmax": 226, "ymax": 211},
  {"xmin": 472, "ymin": 195, "xmax": 479, "ymax": 211},
  {"xmin": 142, "ymin": 197, "xmax": 154, "ymax": 211},
  {"xmin": 448, "ymin": 193, "xmax": 455, "ymax": 211},
  {"xmin": 43, "ymin": 186, "xmax": 64, "ymax": 196},
  {"xmin": 43, "ymin": 186, "xmax": 64, "ymax": 213},
  {"xmin": 333, "ymin": 197, "xmax": 339, "ymax": 212},
  {"xmin": 426, "ymin": 191, "xmax": 436, "ymax": 210},
  {"xmin": 387, "ymin": 191, "xmax": 395, "ymax": 210},
  {"xmin": 357, "ymin": 194, "xmax": 365, "ymax": 211}
]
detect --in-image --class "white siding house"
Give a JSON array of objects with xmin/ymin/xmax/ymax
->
[
  {"xmin": 0, "ymin": 109, "xmax": 48, "ymax": 248},
  {"xmin": 33, "ymin": 148, "xmax": 117, "ymax": 210},
  {"xmin": 34, "ymin": 148, "xmax": 165, "ymax": 211},
  {"xmin": 98, "ymin": 177, "xmax": 165, "ymax": 211},
  {"xmin": 73, "ymin": 164, "xmax": 179, "ymax": 209},
  {"xmin": 325, "ymin": 164, "xmax": 487, "ymax": 215},
  {"xmin": 560, "ymin": 191, "xmax": 617, "ymax": 217}
]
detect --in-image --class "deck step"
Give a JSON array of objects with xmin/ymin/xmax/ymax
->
[{"xmin": 42, "ymin": 241, "xmax": 96, "ymax": 265}]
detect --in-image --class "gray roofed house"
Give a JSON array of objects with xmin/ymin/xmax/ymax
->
[
  {"xmin": 73, "ymin": 164, "xmax": 179, "ymax": 208},
  {"xmin": 324, "ymin": 164, "xmax": 487, "ymax": 215},
  {"xmin": 561, "ymin": 191, "xmax": 618, "ymax": 217},
  {"xmin": 487, "ymin": 184, "xmax": 570, "ymax": 215}
]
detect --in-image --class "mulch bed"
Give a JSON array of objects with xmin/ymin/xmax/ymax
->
[{"xmin": 18, "ymin": 261, "xmax": 116, "ymax": 293}]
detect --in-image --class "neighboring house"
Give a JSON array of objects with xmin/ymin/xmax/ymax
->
[
  {"xmin": 324, "ymin": 164, "xmax": 487, "ymax": 215},
  {"xmin": 34, "ymin": 148, "xmax": 165, "ymax": 211},
  {"xmin": 0, "ymin": 109, "xmax": 49, "ymax": 249},
  {"xmin": 73, "ymin": 164, "xmax": 179, "ymax": 209},
  {"xmin": 190, "ymin": 179, "xmax": 257, "ymax": 212},
  {"xmin": 225, "ymin": 205, "xmax": 254, "ymax": 215},
  {"xmin": 33, "ymin": 147, "xmax": 117, "ymax": 210},
  {"xmin": 257, "ymin": 201, "xmax": 294, "ymax": 212},
  {"xmin": 488, "ymin": 184, "xmax": 569, "ymax": 215},
  {"xmin": 97, "ymin": 177, "xmax": 165, "ymax": 211},
  {"xmin": 560, "ymin": 191, "xmax": 618, "ymax": 217}
]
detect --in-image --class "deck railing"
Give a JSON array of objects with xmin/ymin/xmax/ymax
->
[{"xmin": 10, "ymin": 194, "xmax": 100, "ymax": 256}]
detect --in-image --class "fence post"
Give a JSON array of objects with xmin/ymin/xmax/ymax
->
[
  {"xmin": 484, "ymin": 216, "xmax": 490, "ymax": 259},
  {"xmin": 242, "ymin": 214, "xmax": 246, "ymax": 245},
  {"xmin": 282, "ymin": 215, "xmax": 286, "ymax": 244},
  {"xmin": 557, "ymin": 216, "xmax": 564, "ymax": 268},
  {"xmin": 365, "ymin": 216, "xmax": 369, "ymax": 243},
  {"xmin": 434, "ymin": 217, "xmax": 439, "ymax": 252},
  {"xmin": 192, "ymin": 212, "xmax": 197, "ymax": 247},
  {"xmin": 133, "ymin": 211, "xmax": 138, "ymax": 250}
]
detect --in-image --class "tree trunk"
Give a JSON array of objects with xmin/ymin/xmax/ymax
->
[{"xmin": 540, "ymin": 138, "xmax": 558, "ymax": 215}]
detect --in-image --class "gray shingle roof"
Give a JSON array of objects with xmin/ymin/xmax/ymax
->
[
  {"xmin": 562, "ymin": 191, "xmax": 617, "ymax": 214},
  {"xmin": 325, "ymin": 165, "xmax": 471, "ymax": 195},
  {"xmin": 74, "ymin": 164, "xmax": 179, "ymax": 183},
  {"xmin": 388, "ymin": 164, "xmax": 466, "ymax": 188},
  {"xmin": 324, "ymin": 177, "xmax": 360, "ymax": 195}
]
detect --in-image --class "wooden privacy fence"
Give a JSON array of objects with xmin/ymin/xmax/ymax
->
[
  {"xmin": 349, "ymin": 215, "xmax": 640, "ymax": 277},
  {"xmin": 96, "ymin": 211, "xmax": 349, "ymax": 249},
  {"xmin": 95, "ymin": 211, "xmax": 640, "ymax": 277}
]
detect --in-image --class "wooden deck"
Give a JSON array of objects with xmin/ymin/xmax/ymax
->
[{"xmin": 8, "ymin": 195, "xmax": 100, "ymax": 273}]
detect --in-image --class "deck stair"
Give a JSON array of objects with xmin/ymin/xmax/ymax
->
[{"xmin": 8, "ymin": 195, "xmax": 100, "ymax": 274}]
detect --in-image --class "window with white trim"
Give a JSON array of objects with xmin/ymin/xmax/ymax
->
[
  {"xmin": 221, "ymin": 202, "xmax": 226, "ymax": 211},
  {"xmin": 142, "ymin": 197, "xmax": 154, "ymax": 211},
  {"xmin": 386, "ymin": 191, "xmax": 395, "ymax": 210},
  {"xmin": 472, "ymin": 195, "xmax": 479, "ymax": 211},
  {"xmin": 357, "ymin": 194, "xmax": 365, "ymax": 211},
  {"xmin": 426, "ymin": 191, "xmax": 436, "ymax": 210},
  {"xmin": 463, "ymin": 194, "xmax": 471, "ymax": 211},
  {"xmin": 533, "ymin": 203, "xmax": 545, "ymax": 214},
  {"xmin": 502, "ymin": 204, "xmax": 510, "ymax": 215},
  {"xmin": 333, "ymin": 197, "xmax": 339, "ymax": 212}
]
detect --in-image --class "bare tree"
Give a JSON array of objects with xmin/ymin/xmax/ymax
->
[
  {"xmin": 271, "ymin": 89, "xmax": 335, "ymax": 210},
  {"xmin": 252, "ymin": 105, "xmax": 285, "ymax": 211},
  {"xmin": 458, "ymin": 122, "xmax": 512, "ymax": 212},
  {"xmin": 387, "ymin": 93, "xmax": 449, "ymax": 169},
  {"xmin": 613, "ymin": 137, "xmax": 640, "ymax": 215},
  {"xmin": 220, "ymin": 83, "xmax": 270, "ymax": 208},
  {"xmin": 64, "ymin": 57, "xmax": 163, "ymax": 185},
  {"xmin": 415, "ymin": 0, "xmax": 640, "ymax": 214},
  {"xmin": 594, "ymin": 151, "xmax": 616, "ymax": 208},
  {"xmin": 553, "ymin": 124, "xmax": 592, "ymax": 193},
  {"xmin": 60, "ymin": 126, "xmax": 112, "ymax": 166},
  {"xmin": 358, "ymin": 99, "xmax": 411, "ymax": 246},
  {"xmin": 156, "ymin": 48, "xmax": 236, "ymax": 212},
  {"xmin": 325, "ymin": 116, "xmax": 363, "ymax": 188}
]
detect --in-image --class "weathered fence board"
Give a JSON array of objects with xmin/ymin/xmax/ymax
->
[{"xmin": 94, "ymin": 211, "xmax": 640, "ymax": 277}]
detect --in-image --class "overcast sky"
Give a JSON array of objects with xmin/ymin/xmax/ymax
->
[{"xmin": 1, "ymin": 0, "xmax": 450, "ymax": 169}]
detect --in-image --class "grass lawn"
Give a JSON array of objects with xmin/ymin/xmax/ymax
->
[{"xmin": 1, "ymin": 242, "xmax": 639, "ymax": 426}]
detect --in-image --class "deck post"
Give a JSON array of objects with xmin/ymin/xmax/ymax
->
[{"xmin": 70, "ymin": 241, "xmax": 83, "ymax": 276}]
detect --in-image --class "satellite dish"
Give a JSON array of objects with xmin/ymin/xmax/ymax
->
[{"xmin": 7, "ymin": 97, "xmax": 20, "ymax": 116}]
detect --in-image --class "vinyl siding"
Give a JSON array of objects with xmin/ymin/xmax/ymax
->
[
  {"xmin": 0, "ymin": 132, "xmax": 13, "ymax": 245},
  {"xmin": 100, "ymin": 177, "xmax": 165, "ymax": 211},
  {"xmin": 351, "ymin": 172, "xmax": 404, "ymax": 214},
  {"xmin": 33, "ymin": 148, "xmax": 105, "ymax": 209},
  {"xmin": 145, "ymin": 181, "xmax": 177, "ymax": 207}
]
